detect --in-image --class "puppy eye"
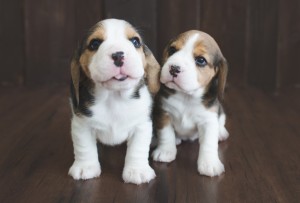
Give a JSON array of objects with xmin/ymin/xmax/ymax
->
[
  {"xmin": 195, "ymin": 56, "xmax": 207, "ymax": 67},
  {"xmin": 88, "ymin": 39, "xmax": 102, "ymax": 51},
  {"xmin": 168, "ymin": 46, "xmax": 177, "ymax": 56},
  {"xmin": 129, "ymin": 37, "xmax": 141, "ymax": 48}
]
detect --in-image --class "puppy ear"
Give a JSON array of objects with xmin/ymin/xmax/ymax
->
[
  {"xmin": 217, "ymin": 57, "xmax": 228, "ymax": 100},
  {"xmin": 70, "ymin": 53, "xmax": 81, "ymax": 106},
  {"xmin": 143, "ymin": 44, "xmax": 161, "ymax": 95}
]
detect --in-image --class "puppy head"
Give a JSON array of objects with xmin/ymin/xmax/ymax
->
[
  {"xmin": 71, "ymin": 19, "xmax": 160, "ymax": 103},
  {"xmin": 161, "ymin": 30, "xmax": 228, "ymax": 100}
]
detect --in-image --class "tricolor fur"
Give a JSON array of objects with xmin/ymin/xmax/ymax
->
[
  {"xmin": 152, "ymin": 30, "xmax": 229, "ymax": 177},
  {"xmin": 69, "ymin": 19, "xmax": 160, "ymax": 184}
]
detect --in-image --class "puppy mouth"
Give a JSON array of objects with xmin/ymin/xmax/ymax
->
[{"xmin": 113, "ymin": 74, "xmax": 128, "ymax": 81}]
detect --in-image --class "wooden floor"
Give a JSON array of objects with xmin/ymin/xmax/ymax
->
[{"xmin": 0, "ymin": 84, "xmax": 299, "ymax": 203}]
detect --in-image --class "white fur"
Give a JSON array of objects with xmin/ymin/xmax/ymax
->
[
  {"xmin": 69, "ymin": 19, "xmax": 155, "ymax": 184},
  {"xmin": 89, "ymin": 19, "xmax": 144, "ymax": 90},
  {"xmin": 153, "ymin": 33, "xmax": 228, "ymax": 177},
  {"xmin": 161, "ymin": 34, "xmax": 211, "ymax": 93}
]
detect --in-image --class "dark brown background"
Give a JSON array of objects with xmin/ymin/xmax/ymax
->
[
  {"xmin": 1, "ymin": 1, "xmax": 300, "ymax": 202},
  {"xmin": 1, "ymin": 0, "xmax": 300, "ymax": 91}
]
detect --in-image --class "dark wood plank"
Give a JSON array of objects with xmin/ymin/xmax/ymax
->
[
  {"xmin": 104, "ymin": 0, "xmax": 157, "ymax": 55},
  {"xmin": 156, "ymin": 0, "xmax": 200, "ymax": 60},
  {"xmin": 245, "ymin": 0, "xmax": 279, "ymax": 91},
  {"xmin": 0, "ymin": 84, "xmax": 299, "ymax": 202},
  {"xmin": 200, "ymin": 0, "xmax": 247, "ymax": 83},
  {"xmin": 24, "ymin": 0, "xmax": 76, "ymax": 85},
  {"xmin": 277, "ymin": 0, "xmax": 300, "ymax": 88},
  {"xmin": 0, "ymin": 0, "xmax": 25, "ymax": 86},
  {"xmin": 74, "ymin": 0, "xmax": 104, "ymax": 42}
]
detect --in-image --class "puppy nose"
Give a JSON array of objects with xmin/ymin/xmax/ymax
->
[
  {"xmin": 169, "ymin": 65, "xmax": 181, "ymax": 77},
  {"xmin": 111, "ymin": 51, "xmax": 124, "ymax": 67}
]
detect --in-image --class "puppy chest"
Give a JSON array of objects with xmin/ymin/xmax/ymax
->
[
  {"xmin": 90, "ymin": 99, "xmax": 151, "ymax": 144},
  {"xmin": 171, "ymin": 111, "xmax": 197, "ymax": 136},
  {"xmin": 163, "ymin": 101, "xmax": 196, "ymax": 135}
]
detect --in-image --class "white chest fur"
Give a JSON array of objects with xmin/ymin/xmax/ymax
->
[
  {"xmin": 162, "ymin": 91, "xmax": 213, "ymax": 138},
  {"xmin": 81, "ymin": 86, "xmax": 152, "ymax": 145}
]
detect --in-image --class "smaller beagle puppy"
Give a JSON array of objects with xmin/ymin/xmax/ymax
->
[
  {"xmin": 152, "ymin": 30, "xmax": 229, "ymax": 177},
  {"xmin": 69, "ymin": 19, "xmax": 160, "ymax": 184}
]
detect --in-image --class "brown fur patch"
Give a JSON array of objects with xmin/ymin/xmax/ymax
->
[
  {"xmin": 155, "ymin": 110, "xmax": 170, "ymax": 130},
  {"xmin": 125, "ymin": 24, "xmax": 140, "ymax": 40},
  {"xmin": 153, "ymin": 94, "xmax": 171, "ymax": 130},
  {"xmin": 161, "ymin": 30, "xmax": 228, "ymax": 109},
  {"xmin": 193, "ymin": 41, "xmax": 207, "ymax": 57},
  {"xmin": 79, "ymin": 52, "xmax": 94, "ymax": 78},
  {"xmin": 162, "ymin": 30, "xmax": 199, "ymax": 63},
  {"xmin": 193, "ymin": 40, "xmax": 217, "ymax": 87},
  {"xmin": 123, "ymin": 23, "xmax": 161, "ymax": 95},
  {"xmin": 87, "ymin": 26, "xmax": 106, "ymax": 45},
  {"xmin": 143, "ymin": 45, "xmax": 161, "ymax": 95},
  {"xmin": 79, "ymin": 25, "xmax": 106, "ymax": 78},
  {"xmin": 196, "ymin": 64, "xmax": 217, "ymax": 87}
]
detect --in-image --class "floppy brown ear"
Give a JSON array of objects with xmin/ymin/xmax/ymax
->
[
  {"xmin": 70, "ymin": 55, "xmax": 80, "ymax": 106},
  {"xmin": 143, "ymin": 44, "xmax": 161, "ymax": 95},
  {"xmin": 217, "ymin": 57, "xmax": 228, "ymax": 100}
]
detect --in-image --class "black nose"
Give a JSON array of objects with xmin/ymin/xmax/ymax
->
[
  {"xmin": 169, "ymin": 65, "xmax": 181, "ymax": 77},
  {"xmin": 111, "ymin": 51, "xmax": 124, "ymax": 67}
]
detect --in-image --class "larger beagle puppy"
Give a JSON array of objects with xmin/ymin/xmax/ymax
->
[
  {"xmin": 69, "ymin": 19, "xmax": 160, "ymax": 184},
  {"xmin": 152, "ymin": 30, "xmax": 229, "ymax": 177}
]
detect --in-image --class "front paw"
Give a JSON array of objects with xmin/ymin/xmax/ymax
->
[
  {"xmin": 197, "ymin": 155, "xmax": 225, "ymax": 177},
  {"xmin": 219, "ymin": 127, "xmax": 229, "ymax": 141},
  {"xmin": 152, "ymin": 146, "xmax": 177, "ymax": 162},
  {"xmin": 68, "ymin": 161, "xmax": 101, "ymax": 180},
  {"xmin": 122, "ymin": 165, "xmax": 156, "ymax": 184}
]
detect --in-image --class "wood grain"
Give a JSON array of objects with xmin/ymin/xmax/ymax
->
[
  {"xmin": 0, "ymin": 0, "xmax": 25, "ymax": 86},
  {"xmin": 1, "ymin": 0, "xmax": 300, "ymax": 91},
  {"xmin": 156, "ymin": 0, "xmax": 200, "ymax": 59},
  {"xmin": 245, "ymin": 0, "xmax": 279, "ymax": 91},
  {"xmin": 0, "ymin": 84, "xmax": 299, "ymax": 202},
  {"xmin": 104, "ymin": 0, "xmax": 157, "ymax": 56},
  {"xmin": 24, "ymin": 0, "xmax": 76, "ymax": 85},
  {"xmin": 277, "ymin": 0, "xmax": 300, "ymax": 88}
]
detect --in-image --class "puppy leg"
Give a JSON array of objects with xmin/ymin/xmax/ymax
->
[
  {"xmin": 122, "ymin": 121, "xmax": 155, "ymax": 184},
  {"xmin": 152, "ymin": 123, "xmax": 177, "ymax": 162},
  {"xmin": 197, "ymin": 114, "xmax": 225, "ymax": 177},
  {"xmin": 218, "ymin": 113, "xmax": 229, "ymax": 141},
  {"xmin": 175, "ymin": 138, "xmax": 182, "ymax": 145},
  {"xmin": 68, "ymin": 118, "xmax": 101, "ymax": 180}
]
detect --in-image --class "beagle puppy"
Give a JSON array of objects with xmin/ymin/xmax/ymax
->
[
  {"xmin": 152, "ymin": 30, "xmax": 229, "ymax": 177},
  {"xmin": 69, "ymin": 19, "xmax": 160, "ymax": 184}
]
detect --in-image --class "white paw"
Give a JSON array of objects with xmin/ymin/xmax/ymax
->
[
  {"xmin": 197, "ymin": 155, "xmax": 225, "ymax": 177},
  {"xmin": 219, "ymin": 127, "xmax": 229, "ymax": 141},
  {"xmin": 68, "ymin": 161, "xmax": 101, "ymax": 180},
  {"xmin": 152, "ymin": 146, "xmax": 177, "ymax": 162},
  {"xmin": 176, "ymin": 138, "xmax": 182, "ymax": 145},
  {"xmin": 122, "ymin": 165, "xmax": 156, "ymax": 184}
]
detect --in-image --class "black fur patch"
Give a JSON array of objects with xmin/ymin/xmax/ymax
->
[
  {"xmin": 218, "ymin": 104, "xmax": 224, "ymax": 117},
  {"xmin": 202, "ymin": 75, "xmax": 218, "ymax": 107},
  {"xmin": 160, "ymin": 84, "xmax": 176, "ymax": 99},
  {"xmin": 131, "ymin": 79, "xmax": 145, "ymax": 99},
  {"xmin": 70, "ymin": 69, "xmax": 95, "ymax": 117}
]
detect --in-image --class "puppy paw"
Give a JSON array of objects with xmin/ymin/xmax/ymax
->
[
  {"xmin": 68, "ymin": 161, "xmax": 101, "ymax": 180},
  {"xmin": 219, "ymin": 128, "xmax": 229, "ymax": 141},
  {"xmin": 176, "ymin": 138, "xmax": 182, "ymax": 145},
  {"xmin": 197, "ymin": 156, "xmax": 224, "ymax": 177},
  {"xmin": 152, "ymin": 146, "xmax": 177, "ymax": 162},
  {"xmin": 122, "ymin": 165, "xmax": 156, "ymax": 184}
]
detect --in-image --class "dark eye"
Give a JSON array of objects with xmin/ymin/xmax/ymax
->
[
  {"xmin": 195, "ymin": 56, "xmax": 207, "ymax": 67},
  {"xmin": 168, "ymin": 46, "xmax": 177, "ymax": 56},
  {"xmin": 129, "ymin": 37, "xmax": 141, "ymax": 48},
  {"xmin": 88, "ymin": 39, "xmax": 102, "ymax": 51}
]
